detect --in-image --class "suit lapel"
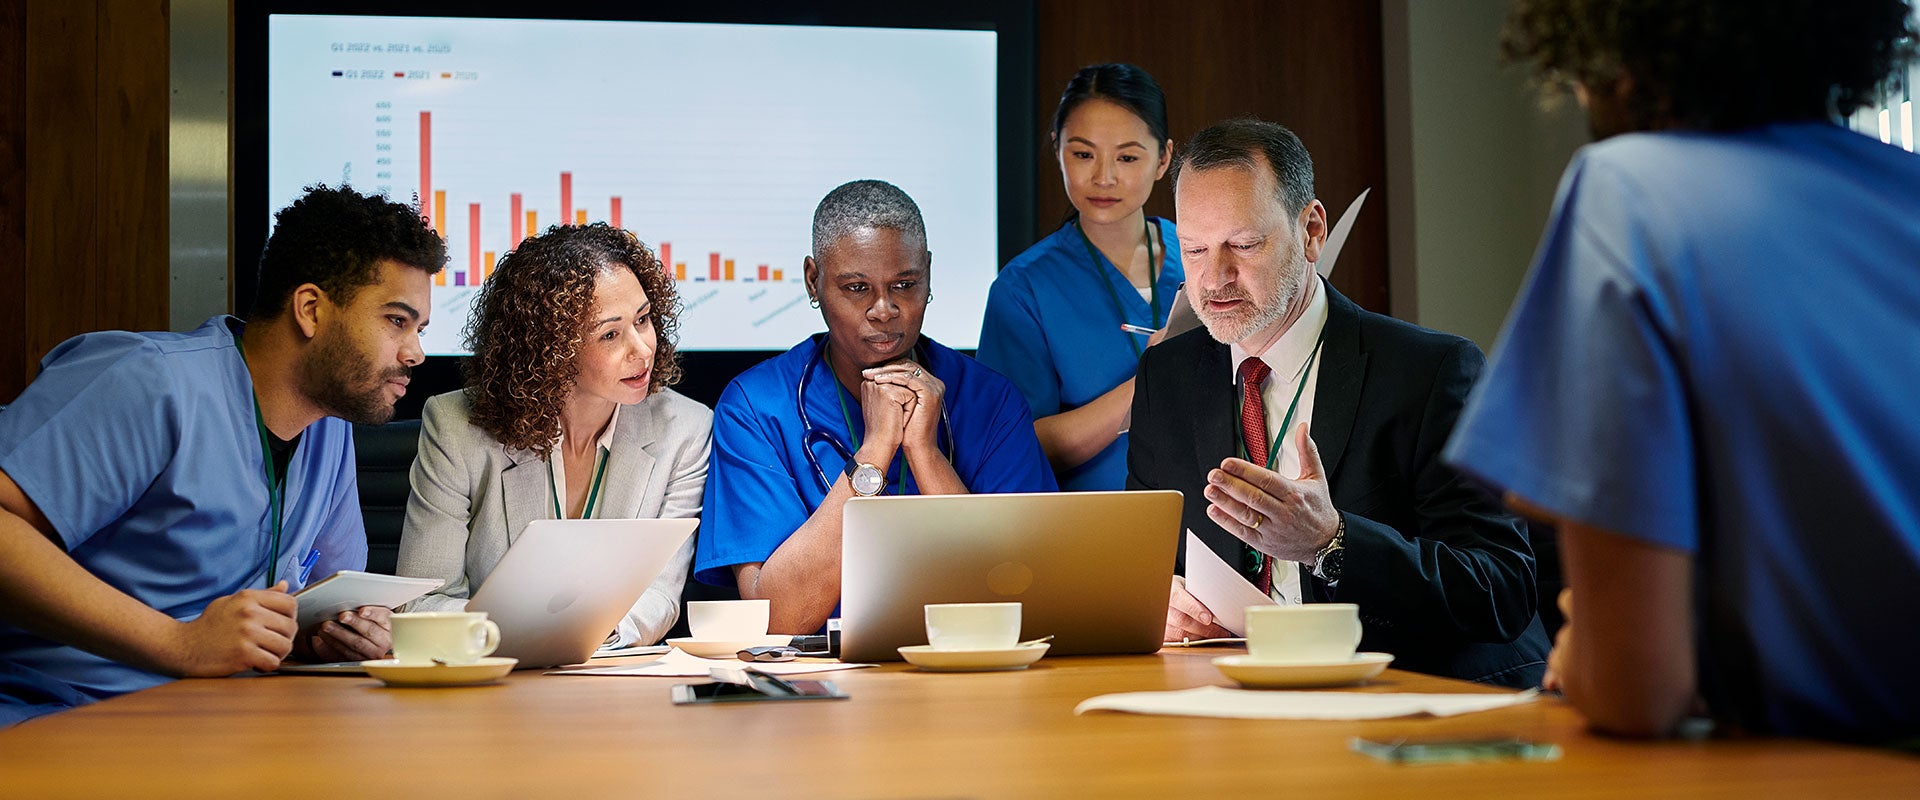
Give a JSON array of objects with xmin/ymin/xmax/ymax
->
[
  {"xmin": 1311, "ymin": 285, "xmax": 1368, "ymax": 484},
  {"xmin": 501, "ymin": 447, "xmax": 548, "ymax": 545},
  {"xmin": 1194, "ymin": 338, "xmax": 1238, "ymax": 474},
  {"xmin": 600, "ymin": 402, "xmax": 657, "ymax": 519}
]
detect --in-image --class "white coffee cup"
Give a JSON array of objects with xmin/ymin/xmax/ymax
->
[
  {"xmin": 1244, "ymin": 604, "xmax": 1362, "ymax": 664},
  {"xmin": 924, "ymin": 602, "xmax": 1021, "ymax": 651},
  {"xmin": 390, "ymin": 611, "xmax": 500, "ymax": 666},
  {"xmin": 687, "ymin": 599, "xmax": 771, "ymax": 640}
]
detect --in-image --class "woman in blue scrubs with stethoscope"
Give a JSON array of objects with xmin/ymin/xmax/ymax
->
[
  {"xmin": 695, "ymin": 180, "xmax": 1056, "ymax": 635},
  {"xmin": 977, "ymin": 63, "xmax": 1181, "ymax": 491}
]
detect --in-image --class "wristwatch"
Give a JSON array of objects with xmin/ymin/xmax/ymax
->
[
  {"xmin": 843, "ymin": 461, "xmax": 886, "ymax": 497},
  {"xmin": 1311, "ymin": 516, "xmax": 1347, "ymax": 582}
]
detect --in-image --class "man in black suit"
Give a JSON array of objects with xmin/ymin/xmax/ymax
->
[{"xmin": 1129, "ymin": 118, "xmax": 1547, "ymax": 687}]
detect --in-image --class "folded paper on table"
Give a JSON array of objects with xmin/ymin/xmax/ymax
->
[
  {"xmin": 551, "ymin": 647, "xmax": 876, "ymax": 677},
  {"xmin": 1182, "ymin": 530, "xmax": 1279, "ymax": 637},
  {"xmin": 292, "ymin": 570, "xmax": 442, "ymax": 631},
  {"xmin": 1074, "ymin": 686, "xmax": 1540, "ymax": 720},
  {"xmin": 592, "ymin": 644, "xmax": 671, "ymax": 659}
]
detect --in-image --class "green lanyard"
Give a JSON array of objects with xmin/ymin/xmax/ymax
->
[
  {"xmin": 234, "ymin": 337, "xmax": 285, "ymax": 586},
  {"xmin": 1235, "ymin": 326, "xmax": 1328, "ymax": 582},
  {"xmin": 1073, "ymin": 217, "xmax": 1163, "ymax": 359},
  {"xmin": 549, "ymin": 449, "xmax": 611, "ymax": 519}
]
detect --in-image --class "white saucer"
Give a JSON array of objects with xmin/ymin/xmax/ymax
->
[
  {"xmin": 665, "ymin": 635, "xmax": 791, "ymax": 659},
  {"xmin": 1212, "ymin": 653, "xmax": 1393, "ymax": 689},
  {"xmin": 361, "ymin": 657, "xmax": 518, "ymax": 687},
  {"xmin": 898, "ymin": 643, "xmax": 1050, "ymax": 672}
]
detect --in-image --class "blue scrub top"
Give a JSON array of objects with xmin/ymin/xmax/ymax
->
[
  {"xmin": 1444, "ymin": 123, "xmax": 1920, "ymax": 741},
  {"xmin": 0, "ymin": 316, "xmax": 366, "ymax": 709},
  {"xmin": 695, "ymin": 334, "xmax": 1057, "ymax": 591},
  {"xmin": 976, "ymin": 217, "xmax": 1183, "ymax": 490}
]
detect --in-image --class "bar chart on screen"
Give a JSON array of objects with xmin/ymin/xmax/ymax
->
[{"xmin": 267, "ymin": 14, "xmax": 996, "ymax": 353}]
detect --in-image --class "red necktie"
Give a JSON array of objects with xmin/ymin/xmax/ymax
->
[{"xmin": 1237, "ymin": 357, "xmax": 1274, "ymax": 595}]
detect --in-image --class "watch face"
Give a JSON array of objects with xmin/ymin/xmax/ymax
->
[
  {"xmin": 851, "ymin": 464, "xmax": 886, "ymax": 496},
  {"xmin": 1319, "ymin": 548, "xmax": 1344, "ymax": 580}
]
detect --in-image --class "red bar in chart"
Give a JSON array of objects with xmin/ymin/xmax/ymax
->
[
  {"xmin": 419, "ymin": 111, "xmax": 432, "ymax": 228},
  {"xmin": 509, "ymin": 193, "xmax": 523, "ymax": 250},
  {"xmin": 709, "ymin": 253, "xmax": 720, "ymax": 281},
  {"xmin": 468, "ymin": 203, "xmax": 481, "ymax": 281},
  {"xmin": 560, "ymin": 172, "xmax": 572, "ymax": 225},
  {"xmin": 610, "ymin": 197, "xmax": 622, "ymax": 229},
  {"xmin": 758, "ymin": 265, "xmax": 769, "ymax": 282},
  {"xmin": 660, "ymin": 242, "xmax": 672, "ymax": 274}
]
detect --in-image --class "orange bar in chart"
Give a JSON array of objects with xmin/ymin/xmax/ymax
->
[
  {"xmin": 559, "ymin": 172, "xmax": 572, "ymax": 225},
  {"xmin": 610, "ymin": 197, "xmax": 622, "ymax": 229},
  {"xmin": 483, "ymin": 251, "xmax": 495, "ymax": 282},
  {"xmin": 509, "ymin": 193, "xmax": 523, "ymax": 249},
  {"xmin": 724, "ymin": 259, "xmax": 735, "ymax": 281},
  {"xmin": 772, "ymin": 269, "xmax": 784, "ymax": 281},
  {"xmin": 468, "ymin": 203, "xmax": 480, "ymax": 280},
  {"xmin": 418, "ymin": 112, "xmax": 432, "ymax": 228},
  {"xmin": 575, "ymin": 210, "xmax": 586, "ymax": 226},
  {"xmin": 709, "ymin": 253, "xmax": 720, "ymax": 281},
  {"xmin": 675, "ymin": 263, "xmax": 686, "ymax": 281},
  {"xmin": 433, "ymin": 191, "xmax": 446, "ymax": 240},
  {"xmin": 525, "ymin": 210, "xmax": 537, "ymax": 241}
]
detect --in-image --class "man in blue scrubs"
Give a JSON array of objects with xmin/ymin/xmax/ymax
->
[
  {"xmin": 0, "ymin": 185, "xmax": 446, "ymax": 725},
  {"xmin": 697, "ymin": 180, "xmax": 1056, "ymax": 634}
]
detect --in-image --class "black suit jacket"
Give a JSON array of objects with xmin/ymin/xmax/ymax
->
[{"xmin": 1128, "ymin": 284, "xmax": 1548, "ymax": 687}]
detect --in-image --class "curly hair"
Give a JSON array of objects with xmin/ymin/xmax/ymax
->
[
  {"xmin": 250, "ymin": 184, "xmax": 447, "ymax": 319},
  {"xmin": 463, "ymin": 223, "xmax": 683, "ymax": 455},
  {"xmin": 1502, "ymin": 0, "xmax": 1917, "ymax": 131}
]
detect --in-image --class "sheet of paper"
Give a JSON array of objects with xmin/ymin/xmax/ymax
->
[
  {"xmin": 1181, "ymin": 530, "xmax": 1278, "ymax": 637},
  {"xmin": 1163, "ymin": 283, "xmax": 1202, "ymax": 340},
  {"xmin": 1315, "ymin": 188, "xmax": 1369, "ymax": 279},
  {"xmin": 1075, "ymin": 686, "xmax": 1540, "ymax": 720},
  {"xmin": 551, "ymin": 647, "xmax": 876, "ymax": 677},
  {"xmin": 292, "ymin": 571, "xmax": 442, "ymax": 631}
]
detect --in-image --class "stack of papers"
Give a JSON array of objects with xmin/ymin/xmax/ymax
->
[
  {"xmin": 553, "ymin": 647, "xmax": 876, "ymax": 677},
  {"xmin": 1074, "ymin": 686, "xmax": 1540, "ymax": 720}
]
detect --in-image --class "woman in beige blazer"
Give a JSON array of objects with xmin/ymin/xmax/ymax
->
[{"xmin": 398, "ymin": 224, "xmax": 710, "ymax": 647}]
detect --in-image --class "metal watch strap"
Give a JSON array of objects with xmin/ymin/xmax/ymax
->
[{"xmin": 1312, "ymin": 515, "xmax": 1347, "ymax": 581}]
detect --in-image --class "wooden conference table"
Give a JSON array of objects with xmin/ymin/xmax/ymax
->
[{"xmin": 0, "ymin": 648, "xmax": 1914, "ymax": 798}]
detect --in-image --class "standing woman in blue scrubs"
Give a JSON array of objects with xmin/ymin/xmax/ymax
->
[
  {"xmin": 977, "ymin": 63, "xmax": 1181, "ymax": 491},
  {"xmin": 696, "ymin": 180, "xmax": 1056, "ymax": 635}
]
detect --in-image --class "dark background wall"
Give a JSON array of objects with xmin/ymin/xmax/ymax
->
[
  {"xmin": 0, "ymin": 1, "xmax": 171, "ymax": 403},
  {"xmin": 0, "ymin": 1, "xmax": 1388, "ymax": 404}
]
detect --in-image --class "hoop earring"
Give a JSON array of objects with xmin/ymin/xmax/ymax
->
[{"xmin": 808, "ymin": 296, "xmax": 821, "ymax": 309}]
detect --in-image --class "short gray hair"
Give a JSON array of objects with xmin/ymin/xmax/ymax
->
[
  {"xmin": 1172, "ymin": 118, "xmax": 1315, "ymax": 218},
  {"xmin": 811, "ymin": 179, "xmax": 927, "ymax": 256}
]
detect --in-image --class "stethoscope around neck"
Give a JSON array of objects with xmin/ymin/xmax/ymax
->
[{"xmin": 797, "ymin": 335, "xmax": 956, "ymax": 493}]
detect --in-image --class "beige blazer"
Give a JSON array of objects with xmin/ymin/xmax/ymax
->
[{"xmin": 397, "ymin": 388, "xmax": 712, "ymax": 646}]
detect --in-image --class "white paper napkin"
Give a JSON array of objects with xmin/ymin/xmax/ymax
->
[
  {"xmin": 551, "ymin": 647, "xmax": 876, "ymax": 677},
  {"xmin": 1074, "ymin": 686, "xmax": 1540, "ymax": 720}
]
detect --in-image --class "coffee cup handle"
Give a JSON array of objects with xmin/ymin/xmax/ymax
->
[{"xmin": 470, "ymin": 619, "xmax": 501, "ymax": 659}]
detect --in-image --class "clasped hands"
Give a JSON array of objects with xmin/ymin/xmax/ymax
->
[{"xmin": 855, "ymin": 359, "xmax": 946, "ymax": 460}]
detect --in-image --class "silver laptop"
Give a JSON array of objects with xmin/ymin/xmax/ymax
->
[
  {"xmin": 467, "ymin": 518, "xmax": 696, "ymax": 668},
  {"xmin": 840, "ymin": 491, "xmax": 1182, "ymax": 662}
]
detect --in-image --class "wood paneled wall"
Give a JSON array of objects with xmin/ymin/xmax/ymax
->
[
  {"xmin": 0, "ymin": 1, "xmax": 170, "ymax": 403},
  {"xmin": 1033, "ymin": 0, "xmax": 1389, "ymax": 311}
]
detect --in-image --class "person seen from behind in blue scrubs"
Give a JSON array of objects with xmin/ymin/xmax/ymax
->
[
  {"xmin": 696, "ymin": 180, "xmax": 1057, "ymax": 634},
  {"xmin": 0, "ymin": 185, "xmax": 446, "ymax": 726},
  {"xmin": 977, "ymin": 63, "xmax": 1183, "ymax": 490}
]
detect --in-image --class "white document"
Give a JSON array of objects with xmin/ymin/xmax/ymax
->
[
  {"xmin": 1075, "ymin": 686, "xmax": 1540, "ymax": 720},
  {"xmin": 592, "ymin": 644, "xmax": 671, "ymax": 659},
  {"xmin": 1315, "ymin": 188, "xmax": 1369, "ymax": 279},
  {"xmin": 292, "ymin": 570, "xmax": 441, "ymax": 631},
  {"xmin": 1181, "ymin": 530, "xmax": 1279, "ymax": 637},
  {"xmin": 552, "ymin": 647, "xmax": 876, "ymax": 677}
]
